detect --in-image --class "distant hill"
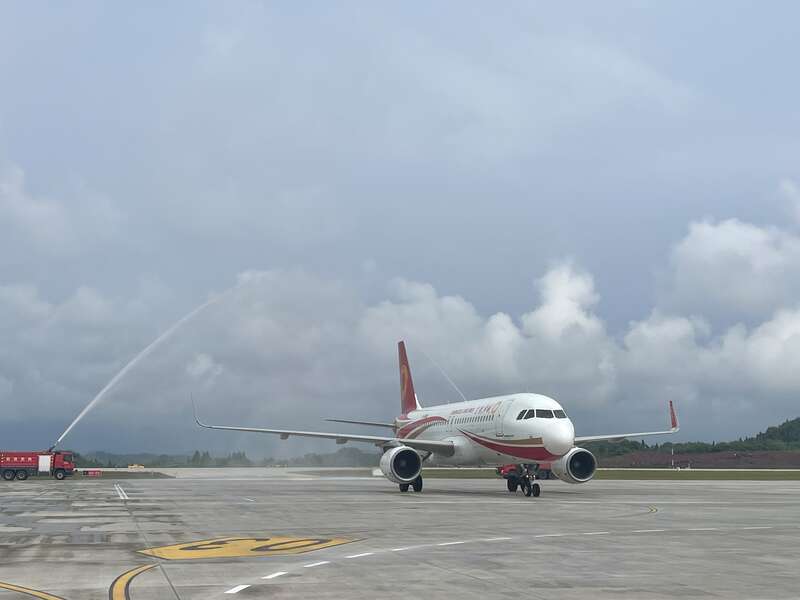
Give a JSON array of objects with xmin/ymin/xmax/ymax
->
[
  {"xmin": 585, "ymin": 416, "xmax": 800, "ymax": 458},
  {"xmin": 755, "ymin": 417, "xmax": 800, "ymax": 444}
]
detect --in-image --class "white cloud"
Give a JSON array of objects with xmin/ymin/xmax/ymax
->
[
  {"xmin": 0, "ymin": 162, "xmax": 123, "ymax": 256},
  {"xmin": 0, "ymin": 284, "xmax": 53, "ymax": 324},
  {"xmin": 521, "ymin": 262, "xmax": 603, "ymax": 339},
  {"xmin": 724, "ymin": 308, "xmax": 800, "ymax": 393},
  {"xmin": 359, "ymin": 264, "xmax": 616, "ymax": 406},
  {"xmin": 4, "ymin": 237, "xmax": 800, "ymax": 451},
  {"xmin": 0, "ymin": 164, "xmax": 72, "ymax": 248},
  {"xmin": 663, "ymin": 219, "xmax": 800, "ymax": 322},
  {"xmin": 186, "ymin": 353, "xmax": 224, "ymax": 389}
]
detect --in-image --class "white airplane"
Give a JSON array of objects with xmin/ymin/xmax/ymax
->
[{"xmin": 195, "ymin": 341, "xmax": 679, "ymax": 497}]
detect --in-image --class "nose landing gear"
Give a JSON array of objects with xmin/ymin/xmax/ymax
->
[{"xmin": 521, "ymin": 476, "xmax": 541, "ymax": 497}]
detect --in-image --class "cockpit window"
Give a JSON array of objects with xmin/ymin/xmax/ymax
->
[
  {"xmin": 536, "ymin": 409, "xmax": 554, "ymax": 418},
  {"xmin": 524, "ymin": 409, "xmax": 536, "ymax": 419},
  {"xmin": 554, "ymin": 410, "xmax": 567, "ymax": 418},
  {"xmin": 517, "ymin": 410, "xmax": 526, "ymax": 420}
]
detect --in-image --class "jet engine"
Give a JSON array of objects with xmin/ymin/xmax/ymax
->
[
  {"xmin": 379, "ymin": 446, "xmax": 422, "ymax": 484},
  {"xmin": 550, "ymin": 447, "xmax": 596, "ymax": 484}
]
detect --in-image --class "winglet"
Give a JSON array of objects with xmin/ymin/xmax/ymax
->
[
  {"xmin": 192, "ymin": 395, "xmax": 209, "ymax": 428},
  {"xmin": 669, "ymin": 401, "xmax": 679, "ymax": 432}
]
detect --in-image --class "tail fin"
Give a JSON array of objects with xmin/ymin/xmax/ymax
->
[{"xmin": 398, "ymin": 341, "xmax": 421, "ymax": 414}]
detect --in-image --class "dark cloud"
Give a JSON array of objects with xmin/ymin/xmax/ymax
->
[{"xmin": 1, "ymin": 3, "xmax": 800, "ymax": 453}]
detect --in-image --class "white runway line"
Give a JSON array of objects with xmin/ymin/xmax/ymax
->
[
  {"xmin": 262, "ymin": 572, "xmax": 287, "ymax": 580},
  {"xmin": 210, "ymin": 525, "xmax": 788, "ymax": 593},
  {"xmin": 113, "ymin": 484, "xmax": 129, "ymax": 500},
  {"xmin": 224, "ymin": 585, "xmax": 250, "ymax": 594}
]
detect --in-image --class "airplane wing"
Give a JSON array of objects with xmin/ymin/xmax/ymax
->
[
  {"xmin": 574, "ymin": 401, "xmax": 679, "ymax": 443},
  {"xmin": 325, "ymin": 418, "xmax": 397, "ymax": 429},
  {"xmin": 194, "ymin": 409, "xmax": 454, "ymax": 457}
]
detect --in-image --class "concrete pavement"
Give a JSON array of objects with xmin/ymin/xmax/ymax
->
[{"xmin": 1, "ymin": 471, "xmax": 798, "ymax": 599}]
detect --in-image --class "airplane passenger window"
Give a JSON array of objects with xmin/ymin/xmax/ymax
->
[
  {"xmin": 524, "ymin": 409, "xmax": 536, "ymax": 419},
  {"xmin": 517, "ymin": 410, "xmax": 526, "ymax": 420},
  {"xmin": 554, "ymin": 410, "xmax": 567, "ymax": 418},
  {"xmin": 536, "ymin": 409, "xmax": 554, "ymax": 418}
]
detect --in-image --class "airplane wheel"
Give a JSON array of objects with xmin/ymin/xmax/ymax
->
[
  {"xmin": 16, "ymin": 470, "xmax": 28, "ymax": 481},
  {"xmin": 399, "ymin": 483, "xmax": 409, "ymax": 492},
  {"xmin": 522, "ymin": 479, "xmax": 532, "ymax": 497},
  {"xmin": 412, "ymin": 476, "xmax": 423, "ymax": 493},
  {"xmin": 2, "ymin": 470, "xmax": 14, "ymax": 481},
  {"xmin": 507, "ymin": 477, "xmax": 518, "ymax": 492},
  {"xmin": 531, "ymin": 483, "xmax": 541, "ymax": 497}
]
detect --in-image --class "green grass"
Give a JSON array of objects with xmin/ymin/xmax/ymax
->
[
  {"xmin": 305, "ymin": 467, "xmax": 800, "ymax": 480},
  {"xmin": 594, "ymin": 469, "xmax": 800, "ymax": 480}
]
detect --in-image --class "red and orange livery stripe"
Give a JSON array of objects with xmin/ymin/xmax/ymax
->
[
  {"xmin": 396, "ymin": 416, "xmax": 447, "ymax": 439},
  {"xmin": 459, "ymin": 430, "xmax": 560, "ymax": 461}
]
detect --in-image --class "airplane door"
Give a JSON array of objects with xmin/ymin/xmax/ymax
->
[{"xmin": 495, "ymin": 399, "xmax": 513, "ymax": 437}]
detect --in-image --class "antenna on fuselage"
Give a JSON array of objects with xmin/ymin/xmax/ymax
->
[{"xmin": 418, "ymin": 347, "xmax": 468, "ymax": 404}]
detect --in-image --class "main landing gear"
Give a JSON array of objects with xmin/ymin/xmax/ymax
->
[
  {"xmin": 504, "ymin": 465, "xmax": 541, "ymax": 498},
  {"xmin": 399, "ymin": 475, "xmax": 423, "ymax": 493}
]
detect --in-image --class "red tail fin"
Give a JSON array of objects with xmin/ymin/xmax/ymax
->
[{"xmin": 398, "ymin": 341, "xmax": 419, "ymax": 414}]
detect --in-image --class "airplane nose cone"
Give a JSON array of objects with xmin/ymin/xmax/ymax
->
[{"xmin": 545, "ymin": 420, "xmax": 575, "ymax": 456}]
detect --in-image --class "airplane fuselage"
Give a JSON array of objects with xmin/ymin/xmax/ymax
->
[{"xmin": 396, "ymin": 393, "xmax": 575, "ymax": 466}]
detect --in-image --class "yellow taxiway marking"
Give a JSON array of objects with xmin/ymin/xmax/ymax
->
[
  {"xmin": 0, "ymin": 582, "xmax": 66, "ymax": 600},
  {"xmin": 138, "ymin": 536, "xmax": 355, "ymax": 560},
  {"xmin": 108, "ymin": 564, "xmax": 158, "ymax": 600}
]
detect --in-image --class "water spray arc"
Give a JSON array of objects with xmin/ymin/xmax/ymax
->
[{"xmin": 51, "ymin": 293, "xmax": 226, "ymax": 450}]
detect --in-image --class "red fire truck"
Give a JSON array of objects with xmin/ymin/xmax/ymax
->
[{"xmin": 0, "ymin": 451, "xmax": 76, "ymax": 481}]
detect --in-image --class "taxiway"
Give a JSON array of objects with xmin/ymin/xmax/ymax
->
[{"xmin": 1, "ymin": 470, "xmax": 798, "ymax": 599}]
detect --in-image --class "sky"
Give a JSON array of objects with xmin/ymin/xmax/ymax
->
[{"xmin": 1, "ymin": 2, "xmax": 800, "ymax": 456}]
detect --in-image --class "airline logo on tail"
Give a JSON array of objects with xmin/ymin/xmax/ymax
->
[{"xmin": 398, "ymin": 341, "xmax": 420, "ymax": 415}]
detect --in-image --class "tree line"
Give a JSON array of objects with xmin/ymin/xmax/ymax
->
[
  {"xmin": 71, "ymin": 446, "xmax": 380, "ymax": 468},
  {"xmin": 585, "ymin": 416, "xmax": 800, "ymax": 457}
]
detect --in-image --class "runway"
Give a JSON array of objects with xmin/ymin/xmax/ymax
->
[{"xmin": 1, "ymin": 471, "xmax": 799, "ymax": 599}]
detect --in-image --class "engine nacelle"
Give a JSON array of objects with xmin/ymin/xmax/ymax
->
[
  {"xmin": 379, "ymin": 446, "xmax": 422, "ymax": 484},
  {"xmin": 550, "ymin": 447, "xmax": 596, "ymax": 484}
]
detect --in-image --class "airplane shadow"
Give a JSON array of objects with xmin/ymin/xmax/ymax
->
[{"xmin": 371, "ymin": 483, "xmax": 583, "ymax": 499}]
